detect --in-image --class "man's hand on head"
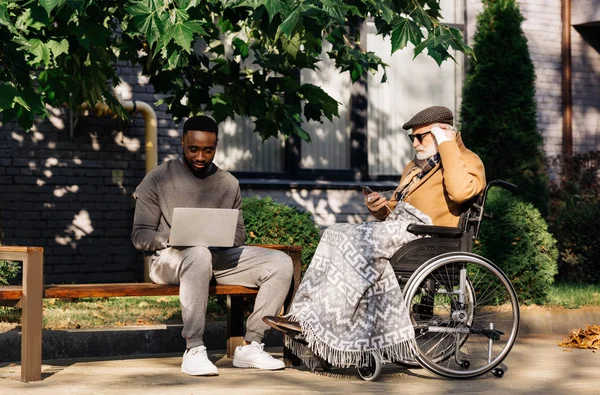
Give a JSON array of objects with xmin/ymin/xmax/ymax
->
[{"xmin": 431, "ymin": 125, "xmax": 456, "ymax": 145}]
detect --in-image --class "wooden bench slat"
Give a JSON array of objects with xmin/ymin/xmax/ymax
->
[
  {"xmin": 0, "ymin": 283, "xmax": 259, "ymax": 300},
  {"xmin": 0, "ymin": 246, "xmax": 43, "ymax": 254},
  {"xmin": 248, "ymin": 244, "xmax": 302, "ymax": 253},
  {"xmin": 0, "ymin": 286, "xmax": 23, "ymax": 300}
]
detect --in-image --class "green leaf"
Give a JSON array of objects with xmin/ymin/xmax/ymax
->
[
  {"xmin": 279, "ymin": 7, "xmax": 300, "ymax": 37},
  {"xmin": 47, "ymin": 39, "xmax": 69, "ymax": 60},
  {"xmin": 280, "ymin": 31, "xmax": 302, "ymax": 58},
  {"xmin": 0, "ymin": 4, "xmax": 17, "ymax": 33},
  {"xmin": 232, "ymin": 37, "xmax": 249, "ymax": 58},
  {"xmin": 281, "ymin": 117, "xmax": 310, "ymax": 141},
  {"xmin": 13, "ymin": 95, "xmax": 31, "ymax": 111},
  {"xmin": 413, "ymin": 35, "xmax": 432, "ymax": 58},
  {"xmin": 26, "ymin": 39, "xmax": 51, "ymax": 65},
  {"xmin": 379, "ymin": 2, "xmax": 394, "ymax": 24},
  {"xmin": 321, "ymin": 0, "xmax": 347, "ymax": 24},
  {"xmin": 0, "ymin": 83, "xmax": 17, "ymax": 110},
  {"xmin": 164, "ymin": 20, "xmax": 205, "ymax": 52},
  {"xmin": 391, "ymin": 18, "xmax": 422, "ymax": 53},
  {"xmin": 300, "ymin": 84, "xmax": 339, "ymax": 121},
  {"xmin": 39, "ymin": 0, "xmax": 58, "ymax": 17},
  {"xmin": 411, "ymin": 5, "xmax": 433, "ymax": 31},
  {"xmin": 127, "ymin": 0, "xmax": 168, "ymax": 48},
  {"xmin": 264, "ymin": 0, "xmax": 284, "ymax": 22}
]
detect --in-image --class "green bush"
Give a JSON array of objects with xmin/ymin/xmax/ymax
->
[
  {"xmin": 0, "ymin": 259, "xmax": 20, "ymax": 286},
  {"xmin": 0, "ymin": 239, "xmax": 21, "ymax": 286},
  {"xmin": 548, "ymin": 152, "xmax": 600, "ymax": 283},
  {"xmin": 459, "ymin": 0, "xmax": 549, "ymax": 215},
  {"xmin": 243, "ymin": 196, "xmax": 321, "ymax": 273},
  {"xmin": 474, "ymin": 188, "xmax": 558, "ymax": 304}
]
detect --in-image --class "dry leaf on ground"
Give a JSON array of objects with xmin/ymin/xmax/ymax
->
[{"xmin": 558, "ymin": 324, "xmax": 600, "ymax": 350}]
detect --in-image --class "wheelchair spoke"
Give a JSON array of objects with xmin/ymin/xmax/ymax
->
[{"xmin": 403, "ymin": 253, "xmax": 520, "ymax": 379}]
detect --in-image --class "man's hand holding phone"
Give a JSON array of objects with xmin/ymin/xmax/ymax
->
[{"xmin": 361, "ymin": 186, "xmax": 391, "ymax": 213}]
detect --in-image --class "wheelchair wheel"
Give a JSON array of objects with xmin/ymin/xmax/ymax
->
[
  {"xmin": 403, "ymin": 252, "xmax": 519, "ymax": 379},
  {"xmin": 357, "ymin": 353, "xmax": 382, "ymax": 381}
]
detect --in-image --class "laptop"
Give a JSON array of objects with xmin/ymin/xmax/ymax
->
[{"xmin": 167, "ymin": 207, "xmax": 239, "ymax": 247}]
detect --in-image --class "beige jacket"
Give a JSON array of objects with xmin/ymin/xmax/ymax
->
[{"xmin": 372, "ymin": 133, "xmax": 486, "ymax": 227}]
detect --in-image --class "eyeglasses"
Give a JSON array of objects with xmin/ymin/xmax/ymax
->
[{"xmin": 408, "ymin": 131, "xmax": 432, "ymax": 143}]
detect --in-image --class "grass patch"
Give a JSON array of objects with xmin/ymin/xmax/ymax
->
[
  {"xmin": 0, "ymin": 295, "xmax": 229, "ymax": 332},
  {"xmin": 544, "ymin": 283, "xmax": 600, "ymax": 309},
  {"xmin": 2, "ymin": 283, "xmax": 599, "ymax": 332}
]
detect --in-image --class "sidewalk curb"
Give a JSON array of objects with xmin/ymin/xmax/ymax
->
[
  {"xmin": 0, "ymin": 321, "xmax": 283, "ymax": 363},
  {"xmin": 519, "ymin": 307, "xmax": 600, "ymax": 336},
  {"xmin": 1, "ymin": 308, "xmax": 599, "ymax": 363}
]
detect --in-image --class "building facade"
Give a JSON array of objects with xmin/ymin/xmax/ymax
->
[{"xmin": 0, "ymin": 0, "xmax": 598, "ymax": 283}]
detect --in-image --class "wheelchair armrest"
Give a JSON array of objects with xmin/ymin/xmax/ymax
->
[{"xmin": 406, "ymin": 224, "xmax": 464, "ymax": 237}]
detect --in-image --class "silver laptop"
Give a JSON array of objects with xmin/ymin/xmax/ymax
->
[{"xmin": 168, "ymin": 208, "xmax": 239, "ymax": 247}]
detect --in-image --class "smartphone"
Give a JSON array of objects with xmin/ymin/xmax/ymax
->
[{"xmin": 361, "ymin": 185, "xmax": 373, "ymax": 195}]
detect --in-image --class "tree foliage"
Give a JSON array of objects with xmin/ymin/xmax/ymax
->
[
  {"xmin": 1, "ymin": 0, "xmax": 473, "ymax": 141},
  {"xmin": 459, "ymin": 0, "xmax": 549, "ymax": 215}
]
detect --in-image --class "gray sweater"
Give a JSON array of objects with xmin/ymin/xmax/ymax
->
[{"xmin": 131, "ymin": 159, "xmax": 246, "ymax": 252}]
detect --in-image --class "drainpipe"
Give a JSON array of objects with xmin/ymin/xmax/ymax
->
[
  {"xmin": 562, "ymin": 0, "xmax": 573, "ymax": 157},
  {"xmin": 86, "ymin": 101, "xmax": 158, "ymax": 173},
  {"xmin": 82, "ymin": 101, "xmax": 158, "ymax": 282}
]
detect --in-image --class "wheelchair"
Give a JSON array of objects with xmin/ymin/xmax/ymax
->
[{"xmin": 356, "ymin": 180, "xmax": 520, "ymax": 381}]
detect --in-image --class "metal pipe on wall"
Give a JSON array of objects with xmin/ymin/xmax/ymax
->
[
  {"xmin": 83, "ymin": 101, "xmax": 158, "ymax": 174},
  {"xmin": 562, "ymin": 0, "xmax": 573, "ymax": 156}
]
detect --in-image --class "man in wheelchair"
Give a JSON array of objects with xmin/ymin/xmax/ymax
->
[
  {"xmin": 365, "ymin": 105, "xmax": 485, "ymax": 227},
  {"xmin": 264, "ymin": 106, "xmax": 499, "ymax": 378}
]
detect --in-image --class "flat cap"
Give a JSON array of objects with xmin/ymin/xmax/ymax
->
[{"xmin": 402, "ymin": 106, "xmax": 454, "ymax": 130}]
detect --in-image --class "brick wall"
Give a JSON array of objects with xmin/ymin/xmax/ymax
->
[
  {"xmin": 571, "ymin": 0, "xmax": 600, "ymax": 152},
  {"xmin": 0, "ymin": 65, "xmax": 181, "ymax": 284}
]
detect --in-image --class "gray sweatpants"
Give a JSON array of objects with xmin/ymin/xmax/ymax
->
[{"xmin": 149, "ymin": 245, "xmax": 293, "ymax": 348}]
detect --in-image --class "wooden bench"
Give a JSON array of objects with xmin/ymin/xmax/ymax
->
[{"xmin": 0, "ymin": 244, "xmax": 302, "ymax": 382}]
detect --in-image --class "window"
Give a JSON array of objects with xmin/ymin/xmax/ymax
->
[{"xmin": 219, "ymin": 0, "xmax": 466, "ymax": 182}]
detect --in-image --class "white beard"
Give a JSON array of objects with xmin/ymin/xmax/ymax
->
[{"xmin": 416, "ymin": 144, "xmax": 439, "ymax": 160}]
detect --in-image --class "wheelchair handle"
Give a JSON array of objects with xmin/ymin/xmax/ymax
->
[{"xmin": 487, "ymin": 180, "xmax": 518, "ymax": 193}]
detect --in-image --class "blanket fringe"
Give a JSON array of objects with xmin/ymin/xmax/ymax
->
[{"xmin": 284, "ymin": 320, "xmax": 418, "ymax": 370}]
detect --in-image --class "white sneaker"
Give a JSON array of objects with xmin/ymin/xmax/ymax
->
[
  {"xmin": 233, "ymin": 341, "xmax": 285, "ymax": 370},
  {"xmin": 181, "ymin": 345, "xmax": 219, "ymax": 376}
]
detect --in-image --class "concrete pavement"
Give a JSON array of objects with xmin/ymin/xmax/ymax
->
[{"xmin": 0, "ymin": 335, "xmax": 598, "ymax": 394}]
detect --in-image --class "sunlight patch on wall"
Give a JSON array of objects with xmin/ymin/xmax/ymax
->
[
  {"xmin": 11, "ymin": 132, "xmax": 23, "ymax": 143},
  {"xmin": 90, "ymin": 131, "xmax": 100, "ymax": 151},
  {"xmin": 55, "ymin": 210, "xmax": 94, "ymax": 248},
  {"xmin": 48, "ymin": 113, "xmax": 65, "ymax": 130},
  {"xmin": 114, "ymin": 130, "xmax": 141, "ymax": 152},
  {"xmin": 215, "ymin": 146, "xmax": 253, "ymax": 169},
  {"xmin": 45, "ymin": 157, "xmax": 59, "ymax": 167},
  {"xmin": 53, "ymin": 185, "xmax": 79, "ymax": 198},
  {"xmin": 137, "ymin": 73, "xmax": 150, "ymax": 86},
  {"xmin": 115, "ymin": 81, "xmax": 133, "ymax": 101}
]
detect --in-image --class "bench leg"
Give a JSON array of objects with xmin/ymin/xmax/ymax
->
[
  {"xmin": 21, "ymin": 249, "xmax": 44, "ymax": 382},
  {"xmin": 226, "ymin": 295, "xmax": 245, "ymax": 358}
]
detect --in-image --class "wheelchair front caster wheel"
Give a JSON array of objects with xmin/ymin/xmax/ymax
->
[
  {"xmin": 319, "ymin": 358, "xmax": 331, "ymax": 372},
  {"xmin": 492, "ymin": 368, "xmax": 504, "ymax": 378},
  {"xmin": 459, "ymin": 360, "xmax": 470, "ymax": 369},
  {"xmin": 357, "ymin": 353, "xmax": 382, "ymax": 381}
]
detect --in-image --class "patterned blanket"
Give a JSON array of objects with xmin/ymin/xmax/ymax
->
[{"xmin": 285, "ymin": 202, "xmax": 432, "ymax": 368}]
